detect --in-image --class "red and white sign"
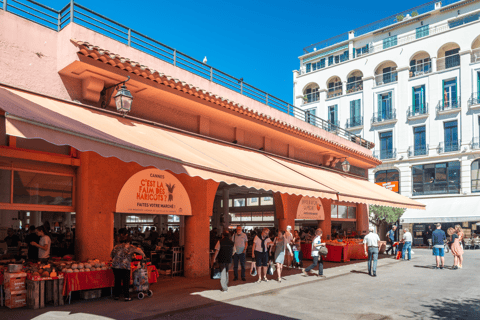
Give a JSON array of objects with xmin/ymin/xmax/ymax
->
[
  {"xmin": 116, "ymin": 169, "xmax": 192, "ymax": 215},
  {"xmin": 296, "ymin": 196, "xmax": 325, "ymax": 220},
  {"xmin": 375, "ymin": 181, "xmax": 399, "ymax": 193}
]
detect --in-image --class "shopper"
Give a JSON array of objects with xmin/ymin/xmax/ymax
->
[
  {"xmin": 385, "ymin": 225, "xmax": 397, "ymax": 255},
  {"xmin": 232, "ymin": 225, "xmax": 248, "ymax": 281},
  {"xmin": 110, "ymin": 230, "xmax": 145, "ymax": 301},
  {"xmin": 25, "ymin": 225, "xmax": 40, "ymax": 261},
  {"xmin": 252, "ymin": 228, "xmax": 273, "ymax": 282},
  {"xmin": 447, "ymin": 228, "xmax": 463, "ymax": 270},
  {"xmin": 212, "ymin": 229, "xmax": 234, "ymax": 292},
  {"xmin": 363, "ymin": 227, "xmax": 381, "ymax": 277},
  {"xmin": 284, "ymin": 226, "xmax": 294, "ymax": 268},
  {"xmin": 402, "ymin": 228, "xmax": 413, "ymax": 261},
  {"xmin": 292, "ymin": 238, "xmax": 303, "ymax": 268},
  {"xmin": 30, "ymin": 226, "xmax": 51, "ymax": 263},
  {"xmin": 454, "ymin": 225, "xmax": 464, "ymax": 268},
  {"xmin": 432, "ymin": 224, "xmax": 446, "ymax": 269},
  {"xmin": 271, "ymin": 230, "xmax": 292, "ymax": 282},
  {"xmin": 302, "ymin": 228, "xmax": 325, "ymax": 278},
  {"xmin": 1, "ymin": 228, "xmax": 21, "ymax": 256}
]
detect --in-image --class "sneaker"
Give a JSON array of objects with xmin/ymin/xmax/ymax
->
[
  {"xmin": 318, "ymin": 274, "xmax": 326, "ymax": 278},
  {"xmin": 440, "ymin": 266, "xmax": 444, "ymax": 270},
  {"xmin": 302, "ymin": 269, "xmax": 308, "ymax": 276}
]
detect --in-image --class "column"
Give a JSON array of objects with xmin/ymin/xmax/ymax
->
[
  {"xmin": 356, "ymin": 204, "xmax": 369, "ymax": 236},
  {"xmin": 361, "ymin": 76, "xmax": 375, "ymax": 144},
  {"xmin": 396, "ymin": 66, "xmax": 410, "ymax": 158},
  {"xmin": 222, "ymin": 188, "xmax": 230, "ymax": 231},
  {"xmin": 317, "ymin": 199, "xmax": 332, "ymax": 240},
  {"xmin": 460, "ymin": 50, "xmax": 472, "ymax": 152},
  {"xmin": 64, "ymin": 212, "xmax": 72, "ymax": 228},
  {"xmin": 273, "ymin": 193, "xmax": 300, "ymax": 232}
]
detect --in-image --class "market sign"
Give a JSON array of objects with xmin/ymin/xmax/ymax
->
[
  {"xmin": 116, "ymin": 169, "xmax": 192, "ymax": 215},
  {"xmin": 296, "ymin": 196, "xmax": 325, "ymax": 220},
  {"xmin": 375, "ymin": 181, "xmax": 399, "ymax": 193}
]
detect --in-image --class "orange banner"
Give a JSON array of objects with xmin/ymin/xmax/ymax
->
[{"xmin": 375, "ymin": 181, "xmax": 399, "ymax": 193}]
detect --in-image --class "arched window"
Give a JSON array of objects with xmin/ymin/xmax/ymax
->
[
  {"xmin": 472, "ymin": 159, "xmax": 480, "ymax": 193},
  {"xmin": 346, "ymin": 70, "xmax": 363, "ymax": 93},
  {"xmin": 374, "ymin": 61, "xmax": 397, "ymax": 86},
  {"xmin": 437, "ymin": 43, "xmax": 460, "ymax": 71},
  {"xmin": 374, "ymin": 169, "xmax": 400, "ymax": 193},
  {"xmin": 327, "ymin": 76, "xmax": 342, "ymax": 98},
  {"xmin": 303, "ymin": 83, "xmax": 320, "ymax": 104},
  {"xmin": 410, "ymin": 51, "xmax": 431, "ymax": 78}
]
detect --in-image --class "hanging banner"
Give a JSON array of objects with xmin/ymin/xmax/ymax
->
[
  {"xmin": 296, "ymin": 196, "xmax": 325, "ymax": 220},
  {"xmin": 116, "ymin": 169, "xmax": 192, "ymax": 215},
  {"xmin": 375, "ymin": 181, "xmax": 399, "ymax": 193}
]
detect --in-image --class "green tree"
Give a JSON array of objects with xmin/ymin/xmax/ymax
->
[{"xmin": 369, "ymin": 205, "xmax": 405, "ymax": 226}]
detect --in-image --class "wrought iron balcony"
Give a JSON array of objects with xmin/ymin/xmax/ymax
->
[
  {"xmin": 327, "ymin": 87, "xmax": 342, "ymax": 99},
  {"xmin": 346, "ymin": 116, "xmax": 363, "ymax": 129},
  {"xmin": 468, "ymin": 92, "xmax": 480, "ymax": 108},
  {"xmin": 303, "ymin": 92, "xmax": 319, "ymax": 105},
  {"xmin": 409, "ymin": 62, "xmax": 432, "ymax": 78},
  {"xmin": 437, "ymin": 54, "xmax": 460, "ymax": 71},
  {"xmin": 373, "ymin": 149, "xmax": 397, "ymax": 160},
  {"xmin": 438, "ymin": 140, "xmax": 461, "ymax": 153},
  {"xmin": 436, "ymin": 97, "xmax": 460, "ymax": 113},
  {"xmin": 408, "ymin": 144, "xmax": 429, "ymax": 157},
  {"xmin": 371, "ymin": 109, "xmax": 396, "ymax": 125},
  {"xmin": 375, "ymin": 71, "xmax": 397, "ymax": 86},
  {"xmin": 346, "ymin": 80, "xmax": 363, "ymax": 94},
  {"xmin": 407, "ymin": 104, "xmax": 429, "ymax": 118}
]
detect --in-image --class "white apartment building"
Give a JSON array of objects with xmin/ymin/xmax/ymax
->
[{"xmin": 293, "ymin": 0, "xmax": 480, "ymax": 244}]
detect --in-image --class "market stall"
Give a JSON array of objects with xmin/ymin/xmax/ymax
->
[{"xmin": 324, "ymin": 239, "xmax": 368, "ymax": 262}]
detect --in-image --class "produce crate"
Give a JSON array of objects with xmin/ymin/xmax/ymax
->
[
  {"xmin": 26, "ymin": 278, "xmax": 64, "ymax": 309},
  {"xmin": 4, "ymin": 272, "xmax": 27, "ymax": 291},
  {"xmin": 79, "ymin": 289, "xmax": 102, "ymax": 300},
  {"xmin": 5, "ymin": 291, "xmax": 27, "ymax": 309}
]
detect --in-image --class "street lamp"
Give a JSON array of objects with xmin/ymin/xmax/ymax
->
[
  {"xmin": 341, "ymin": 158, "xmax": 351, "ymax": 173},
  {"xmin": 100, "ymin": 76, "xmax": 133, "ymax": 115}
]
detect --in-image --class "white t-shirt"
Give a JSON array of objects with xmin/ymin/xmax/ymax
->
[
  {"xmin": 38, "ymin": 235, "xmax": 51, "ymax": 259},
  {"xmin": 311, "ymin": 235, "xmax": 323, "ymax": 257},
  {"xmin": 403, "ymin": 232, "xmax": 413, "ymax": 242},
  {"xmin": 253, "ymin": 235, "xmax": 272, "ymax": 252},
  {"xmin": 232, "ymin": 233, "xmax": 248, "ymax": 254},
  {"xmin": 363, "ymin": 232, "xmax": 380, "ymax": 247}
]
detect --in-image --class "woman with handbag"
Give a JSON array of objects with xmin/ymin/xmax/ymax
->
[
  {"xmin": 302, "ymin": 228, "xmax": 326, "ymax": 278},
  {"xmin": 447, "ymin": 227, "xmax": 463, "ymax": 270},
  {"xmin": 270, "ymin": 230, "xmax": 293, "ymax": 282}
]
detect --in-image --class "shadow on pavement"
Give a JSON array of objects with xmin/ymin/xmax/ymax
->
[
  {"xmin": 413, "ymin": 265, "xmax": 436, "ymax": 269},
  {"xmin": 350, "ymin": 270, "xmax": 369, "ymax": 275},
  {"xmin": 407, "ymin": 297, "xmax": 480, "ymax": 319}
]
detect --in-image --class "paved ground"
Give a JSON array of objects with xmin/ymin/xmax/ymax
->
[{"xmin": 3, "ymin": 249, "xmax": 480, "ymax": 319}]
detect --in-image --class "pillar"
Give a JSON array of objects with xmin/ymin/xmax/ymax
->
[
  {"xmin": 175, "ymin": 175, "xmax": 219, "ymax": 278},
  {"xmin": 273, "ymin": 193, "xmax": 301, "ymax": 232},
  {"xmin": 357, "ymin": 204, "xmax": 369, "ymax": 236},
  {"xmin": 318, "ymin": 199, "xmax": 332, "ymax": 240},
  {"xmin": 64, "ymin": 212, "xmax": 72, "ymax": 228},
  {"xmin": 222, "ymin": 188, "xmax": 230, "ymax": 231}
]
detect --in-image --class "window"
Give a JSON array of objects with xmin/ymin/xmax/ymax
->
[
  {"xmin": 346, "ymin": 76, "xmax": 363, "ymax": 93},
  {"xmin": 472, "ymin": 159, "xmax": 480, "ymax": 193},
  {"xmin": 442, "ymin": 79, "xmax": 458, "ymax": 108},
  {"xmin": 374, "ymin": 169, "xmax": 400, "ymax": 193},
  {"xmin": 327, "ymin": 51, "xmax": 349, "ymax": 66},
  {"xmin": 444, "ymin": 121, "xmax": 459, "ymax": 152},
  {"xmin": 328, "ymin": 105, "xmax": 338, "ymax": 128},
  {"xmin": 349, "ymin": 99, "xmax": 361, "ymax": 127},
  {"xmin": 306, "ymin": 108, "xmax": 316, "ymax": 125},
  {"xmin": 328, "ymin": 56, "xmax": 334, "ymax": 66},
  {"xmin": 445, "ymin": 48, "xmax": 460, "ymax": 69},
  {"xmin": 382, "ymin": 67, "xmax": 397, "ymax": 84},
  {"xmin": 327, "ymin": 79, "xmax": 342, "ymax": 98},
  {"xmin": 416, "ymin": 25, "xmax": 429, "ymax": 39},
  {"xmin": 383, "ymin": 35, "xmax": 397, "ymax": 49},
  {"xmin": 414, "ymin": 126, "xmax": 426, "ymax": 156},
  {"xmin": 376, "ymin": 92, "xmax": 393, "ymax": 121},
  {"xmin": 304, "ymin": 86, "xmax": 319, "ymax": 103},
  {"xmin": 247, "ymin": 197, "xmax": 259, "ymax": 206},
  {"xmin": 410, "ymin": 58, "xmax": 431, "ymax": 76},
  {"xmin": 412, "ymin": 161, "xmax": 460, "ymax": 195},
  {"xmin": 306, "ymin": 63, "xmax": 311, "ymax": 73},
  {"xmin": 261, "ymin": 197, "xmax": 273, "ymax": 205},
  {"xmin": 379, "ymin": 131, "xmax": 393, "ymax": 160},
  {"xmin": 449, "ymin": 12, "xmax": 480, "ymax": 28},
  {"xmin": 234, "ymin": 198, "xmax": 246, "ymax": 207},
  {"xmin": 355, "ymin": 44, "xmax": 369, "ymax": 57},
  {"xmin": 220, "ymin": 199, "xmax": 233, "ymax": 207},
  {"xmin": 331, "ymin": 204, "xmax": 356, "ymax": 219},
  {"xmin": 412, "ymin": 86, "xmax": 426, "ymax": 114}
]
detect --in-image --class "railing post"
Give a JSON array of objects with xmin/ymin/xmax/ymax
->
[
  {"xmin": 209, "ymin": 67, "xmax": 213, "ymax": 81},
  {"xmin": 127, "ymin": 29, "xmax": 131, "ymax": 46},
  {"xmin": 70, "ymin": 0, "xmax": 74, "ymax": 23},
  {"xmin": 240, "ymin": 81, "xmax": 243, "ymax": 94},
  {"xmin": 57, "ymin": 12, "xmax": 61, "ymax": 31},
  {"xmin": 266, "ymin": 94, "xmax": 268, "ymax": 106},
  {"xmin": 287, "ymin": 104, "xmax": 290, "ymax": 115},
  {"xmin": 3, "ymin": 0, "xmax": 7, "ymax": 11},
  {"xmin": 173, "ymin": 49, "xmax": 176, "ymax": 66}
]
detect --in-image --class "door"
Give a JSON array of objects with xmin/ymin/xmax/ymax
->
[
  {"xmin": 381, "ymin": 93, "xmax": 392, "ymax": 120},
  {"xmin": 443, "ymin": 79, "xmax": 457, "ymax": 109},
  {"xmin": 350, "ymin": 100, "xmax": 361, "ymax": 126},
  {"xmin": 413, "ymin": 86, "xmax": 425, "ymax": 115},
  {"xmin": 444, "ymin": 121, "xmax": 458, "ymax": 152},
  {"xmin": 328, "ymin": 105, "xmax": 338, "ymax": 129},
  {"xmin": 414, "ymin": 126, "xmax": 426, "ymax": 155},
  {"xmin": 383, "ymin": 67, "xmax": 392, "ymax": 83},
  {"xmin": 380, "ymin": 131, "xmax": 393, "ymax": 159}
]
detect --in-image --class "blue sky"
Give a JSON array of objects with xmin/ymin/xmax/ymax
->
[{"xmin": 39, "ymin": 0, "xmax": 428, "ymax": 103}]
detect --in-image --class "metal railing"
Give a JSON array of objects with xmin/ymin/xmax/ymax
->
[
  {"xmin": 408, "ymin": 144, "xmax": 429, "ymax": 157},
  {"xmin": 327, "ymin": 85, "xmax": 343, "ymax": 99},
  {"xmin": 0, "ymin": 0, "xmax": 374, "ymax": 149},
  {"xmin": 303, "ymin": 92, "xmax": 319, "ymax": 104},
  {"xmin": 373, "ymin": 149, "xmax": 397, "ymax": 160},
  {"xmin": 372, "ymin": 109, "xmax": 396, "ymax": 124},
  {"xmin": 437, "ymin": 54, "xmax": 460, "ymax": 71},
  {"xmin": 468, "ymin": 92, "xmax": 480, "ymax": 107},
  {"xmin": 409, "ymin": 62, "xmax": 432, "ymax": 78},
  {"xmin": 346, "ymin": 116, "xmax": 363, "ymax": 128},
  {"xmin": 375, "ymin": 71, "xmax": 397, "ymax": 86},
  {"xmin": 346, "ymin": 80, "xmax": 363, "ymax": 94},
  {"xmin": 438, "ymin": 140, "xmax": 461, "ymax": 153},
  {"xmin": 472, "ymin": 48, "xmax": 480, "ymax": 63},
  {"xmin": 326, "ymin": 121, "xmax": 340, "ymax": 132},
  {"xmin": 436, "ymin": 97, "xmax": 461, "ymax": 113},
  {"xmin": 407, "ymin": 104, "xmax": 429, "ymax": 118},
  {"xmin": 471, "ymin": 137, "xmax": 480, "ymax": 150}
]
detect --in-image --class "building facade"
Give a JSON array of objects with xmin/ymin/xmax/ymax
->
[{"xmin": 294, "ymin": 0, "xmax": 480, "ymax": 242}]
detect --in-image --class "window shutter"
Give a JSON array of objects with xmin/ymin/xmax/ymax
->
[
  {"xmin": 412, "ymin": 87, "xmax": 415, "ymax": 110},
  {"xmin": 442, "ymin": 80, "xmax": 445, "ymax": 106},
  {"xmin": 355, "ymin": 100, "xmax": 361, "ymax": 119},
  {"xmin": 421, "ymin": 86, "xmax": 425, "ymax": 111},
  {"xmin": 454, "ymin": 78, "xmax": 458, "ymax": 103},
  {"xmin": 350, "ymin": 100, "xmax": 354, "ymax": 118},
  {"xmin": 334, "ymin": 105, "xmax": 338, "ymax": 124},
  {"xmin": 378, "ymin": 94, "xmax": 382, "ymax": 117},
  {"xmin": 353, "ymin": 48, "xmax": 355, "ymax": 58}
]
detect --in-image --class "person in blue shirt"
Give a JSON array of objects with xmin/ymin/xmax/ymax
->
[
  {"xmin": 432, "ymin": 223, "xmax": 447, "ymax": 269},
  {"xmin": 385, "ymin": 226, "xmax": 397, "ymax": 255}
]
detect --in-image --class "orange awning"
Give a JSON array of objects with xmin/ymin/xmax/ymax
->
[{"xmin": 0, "ymin": 85, "xmax": 425, "ymax": 210}]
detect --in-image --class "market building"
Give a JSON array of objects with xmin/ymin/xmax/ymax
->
[
  {"xmin": 294, "ymin": 0, "xmax": 480, "ymax": 244},
  {"xmin": 0, "ymin": 1, "xmax": 423, "ymax": 278}
]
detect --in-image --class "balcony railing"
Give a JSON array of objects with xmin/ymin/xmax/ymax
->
[
  {"xmin": 436, "ymin": 97, "xmax": 461, "ymax": 113},
  {"xmin": 327, "ymin": 86, "xmax": 342, "ymax": 99},
  {"xmin": 471, "ymin": 48, "xmax": 480, "ymax": 63},
  {"xmin": 346, "ymin": 116, "xmax": 363, "ymax": 128},
  {"xmin": 375, "ymin": 71, "xmax": 398, "ymax": 86},
  {"xmin": 326, "ymin": 121, "xmax": 341, "ymax": 132},
  {"xmin": 437, "ymin": 54, "xmax": 460, "ymax": 71},
  {"xmin": 303, "ymin": 92, "xmax": 319, "ymax": 104},
  {"xmin": 438, "ymin": 140, "xmax": 461, "ymax": 153},
  {"xmin": 0, "ymin": 0, "xmax": 375, "ymax": 150},
  {"xmin": 346, "ymin": 80, "xmax": 363, "ymax": 94},
  {"xmin": 371, "ymin": 109, "xmax": 396, "ymax": 124},
  {"xmin": 408, "ymin": 144, "xmax": 429, "ymax": 157},
  {"xmin": 471, "ymin": 137, "xmax": 480, "ymax": 150},
  {"xmin": 373, "ymin": 149, "xmax": 397, "ymax": 160},
  {"xmin": 409, "ymin": 62, "xmax": 432, "ymax": 78},
  {"xmin": 468, "ymin": 92, "xmax": 480, "ymax": 107},
  {"xmin": 407, "ymin": 104, "xmax": 428, "ymax": 118}
]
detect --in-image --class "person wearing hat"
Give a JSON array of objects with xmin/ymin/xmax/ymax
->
[{"xmin": 284, "ymin": 226, "xmax": 294, "ymax": 268}]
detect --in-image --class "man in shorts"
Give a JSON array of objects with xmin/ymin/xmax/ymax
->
[{"xmin": 432, "ymin": 223, "xmax": 446, "ymax": 269}]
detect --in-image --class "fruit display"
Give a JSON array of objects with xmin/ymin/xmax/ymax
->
[{"xmin": 326, "ymin": 238, "xmax": 363, "ymax": 246}]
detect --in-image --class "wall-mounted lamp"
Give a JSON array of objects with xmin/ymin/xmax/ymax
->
[
  {"xmin": 100, "ymin": 76, "xmax": 133, "ymax": 115},
  {"xmin": 341, "ymin": 158, "xmax": 351, "ymax": 173}
]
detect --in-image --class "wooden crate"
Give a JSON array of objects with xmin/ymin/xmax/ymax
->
[
  {"xmin": 79, "ymin": 289, "xmax": 102, "ymax": 300},
  {"xmin": 26, "ymin": 278, "xmax": 64, "ymax": 309}
]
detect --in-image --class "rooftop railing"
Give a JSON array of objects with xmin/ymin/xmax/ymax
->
[
  {"xmin": 409, "ymin": 62, "xmax": 432, "ymax": 78},
  {"xmin": 0, "ymin": 0, "xmax": 374, "ymax": 149},
  {"xmin": 371, "ymin": 109, "xmax": 397, "ymax": 124}
]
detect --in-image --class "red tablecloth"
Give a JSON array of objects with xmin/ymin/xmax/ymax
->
[
  {"xmin": 324, "ymin": 245, "xmax": 344, "ymax": 262},
  {"xmin": 0, "ymin": 272, "xmax": 4, "ymax": 285},
  {"xmin": 301, "ymin": 243, "xmax": 312, "ymax": 260},
  {"xmin": 345, "ymin": 244, "xmax": 368, "ymax": 261},
  {"xmin": 62, "ymin": 265, "xmax": 158, "ymax": 296}
]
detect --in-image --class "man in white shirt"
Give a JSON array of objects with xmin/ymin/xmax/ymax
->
[
  {"xmin": 284, "ymin": 226, "xmax": 294, "ymax": 268},
  {"xmin": 252, "ymin": 228, "xmax": 273, "ymax": 282},
  {"xmin": 363, "ymin": 227, "xmax": 381, "ymax": 277},
  {"xmin": 402, "ymin": 228, "xmax": 413, "ymax": 261},
  {"xmin": 232, "ymin": 226, "xmax": 248, "ymax": 281},
  {"xmin": 302, "ymin": 228, "xmax": 325, "ymax": 278},
  {"xmin": 30, "ymin": 226, "xmax": 51, "ymax": 263}
]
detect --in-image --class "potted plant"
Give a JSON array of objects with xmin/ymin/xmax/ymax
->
[
  {"xmin": 396, "ymin": 14, "xmax": 404, "ymax": 22},
  {"xmin": 303, "ymin": 95, "xmax": 308, "ymax": 103},
  {"xmin": 411, "ymin": 10, "xmax": 418, "ymax": 17}
]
